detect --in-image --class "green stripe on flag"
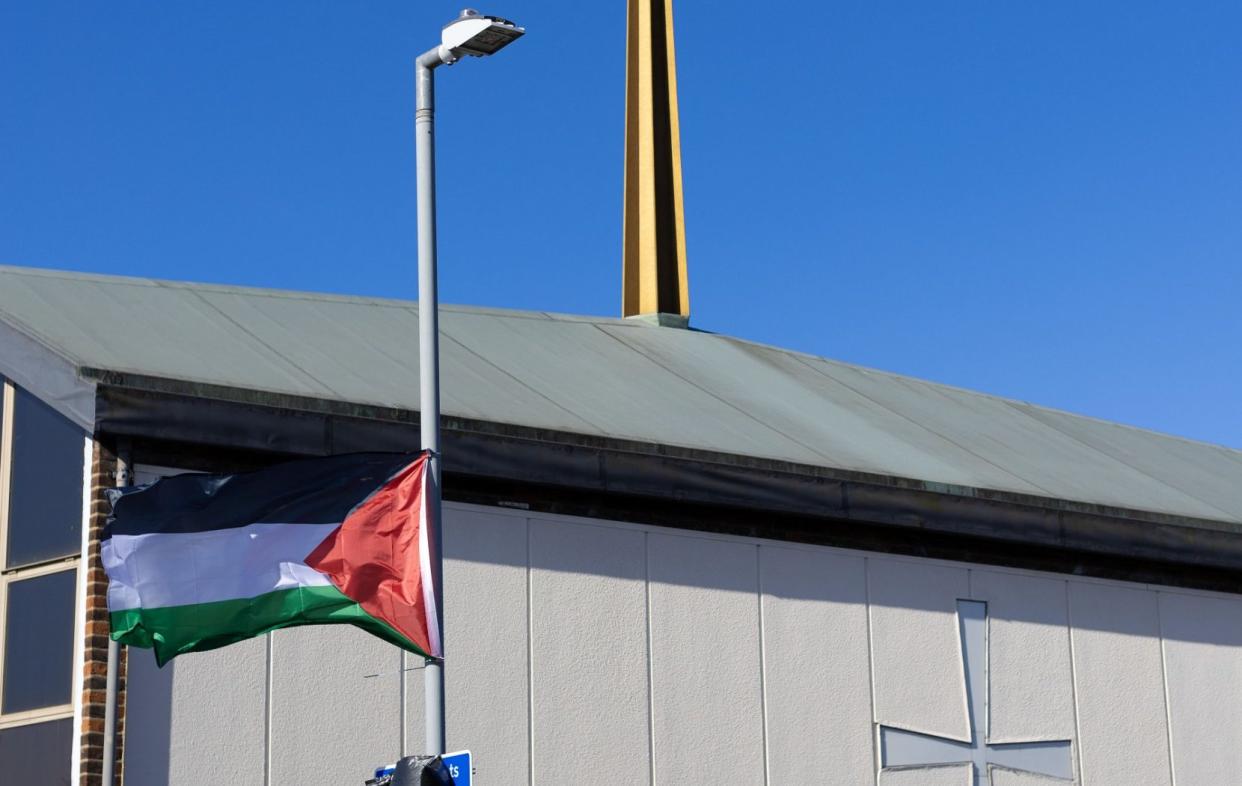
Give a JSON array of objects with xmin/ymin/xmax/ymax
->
[{"xmin": 110, "ymin": 585, "xmax": 429, "ymax": 666}]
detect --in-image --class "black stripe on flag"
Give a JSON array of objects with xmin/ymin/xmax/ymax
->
[{"xmin": 105, "ymin": 452, "xmax": 418, "ymax": 538}]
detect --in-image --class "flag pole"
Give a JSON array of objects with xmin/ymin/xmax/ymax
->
[
  {"xmin": 415, "ymin": 46, "xmax": 447, "ymax": 757},
  {"xmin": 102, "ymin": 443, "xmax": 130, "ymax": 786}
]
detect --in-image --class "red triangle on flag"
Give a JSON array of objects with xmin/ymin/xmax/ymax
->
[{"xmin": 305, "ymin": 454, "xmax": 440, "ymax": 658}]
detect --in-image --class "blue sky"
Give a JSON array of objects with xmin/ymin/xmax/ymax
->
[{"xmin": 2, "ymin": 1, "xmax": 1239, "ymax": 447}]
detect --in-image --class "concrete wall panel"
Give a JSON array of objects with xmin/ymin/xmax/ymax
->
[
  {"xmin": 165, "ymin": 637, "xmax": 266, "ymax": 786},
  {"xmin": 128, "ymin": 501, "xmax": 1242, "ymax": 786},
  {"xmin": 530, "ymin": 518, "xmax": 649, "ymax": 786},
  {"xmin": 869, "ymin": 558, "xmax": 970, "ymax": 740},
  {"xmin": 1069, "ymin": 582, "xmax": 1172, "ymax": 786},
  {"xmin": 760, "ymin": 546, "xmax": 872, "ymax": 785},
  {"xmin": 434, "ymin": 507, "xmax": 530, "ymax": 784},
  {"xmin": 269, "ymin": 625, "xmax": 401, "ymax": 785},
  {"xmin": 1159, "ymin": 591, "xmax": 1242, "ymax": 785},
  {"xmin": 970, "ymin": 570, "xmax": 1074, "ymax": 743},
  {"xmin": 648, "ymin": 533, "xmax": 764, "ymax": 785}
]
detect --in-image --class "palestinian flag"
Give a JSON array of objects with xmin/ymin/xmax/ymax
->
[{"xmin": 102, "ymin": 452, "xmax": 441, "ymax": 666}]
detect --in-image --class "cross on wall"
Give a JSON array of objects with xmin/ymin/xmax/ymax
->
[{"xmin": 879, "ymin": 600, "xmax": 1074, "ymax": 784}]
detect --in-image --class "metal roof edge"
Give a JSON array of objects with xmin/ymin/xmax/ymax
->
[{"xmin": 0, "ymin": 317, "xmax": 94, "ymax": 429}]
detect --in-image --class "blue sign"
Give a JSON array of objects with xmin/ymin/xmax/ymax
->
[
  {"xmin": 371, "ymin": 751, "xmax": 472, "ymax": 785},
  {"xmin": 442, "ymin": 750, "xmax": 472, "ymax": 786}
]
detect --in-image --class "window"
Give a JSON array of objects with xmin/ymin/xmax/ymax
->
[
  {"xmin": 0, "ymin": 717, "xmax": 73, "ymax": 784},
  {"xmin": 3, "ymin": 570, "xmax": 78, "ymax": 713},
  {"xmin": 7, "ymin": 386, "xmax": 86, "ymax": 568},
  {"xmin": 0, "ymin": 377, "xmax": 85, "ymax": 785}
]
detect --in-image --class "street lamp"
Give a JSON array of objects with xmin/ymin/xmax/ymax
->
[
  {"xmin": 414, "ymin": 7, "xmax": 524, "ymax": 759},
  {"xmin": 440, "ymin": 9, "xmax": 524, "ymax": 58}
]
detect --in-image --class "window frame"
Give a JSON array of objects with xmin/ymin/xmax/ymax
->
[{"xmin": 0, "ymin": 379, "xmax": 83, "ymax": 731}]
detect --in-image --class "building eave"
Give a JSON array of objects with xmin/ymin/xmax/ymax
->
[
  {"xmin": 0, "ymin": 318, "xmax": 95, "ymax": 429},
  {"xmin": 89, "ymin": 375, "xmax": 1242, "ymax": 591}
]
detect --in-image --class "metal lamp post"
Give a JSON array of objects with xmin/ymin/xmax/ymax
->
[{"xmin": 414, "ymin": 8, "xmax": 524, "ymax": 757}]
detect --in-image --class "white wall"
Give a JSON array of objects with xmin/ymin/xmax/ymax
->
[{"xmin": 124, "ymin": 502, "xmax": 1242, "ymax": 785}]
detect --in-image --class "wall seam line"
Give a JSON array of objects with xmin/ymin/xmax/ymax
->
[
  {"xmin": 264, "ymin": 632, "xmax": 273, "ymax": 786},
  {"xmin": 864, "ymin": 557, "xmax": 880, "ymax": 786},
  {"xmin": 1156, "ymin": 592, "xmax": 1178, "ymax": 786},
  {"xmin": 1065, "ymin": 583, "xmax": 1085, "ymax": 785},
  {"xmin": 399, "ymin": 649, "xmax": 407, "ymax": 758},
  {"xmin": 756, "ymin": 545, "xmax": 770, "ymax": 786},
  {"xmin": 645, "ymin": 531, "xmax": 656, "ymax": 786},
  {"xmin": 526, "ymin": 516, "xmax": 534, "ymax": 786}
]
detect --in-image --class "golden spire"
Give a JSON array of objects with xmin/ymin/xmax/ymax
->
[{"xmin": 622, "ymin": 0, "xmax": 689, "ymax": 325}]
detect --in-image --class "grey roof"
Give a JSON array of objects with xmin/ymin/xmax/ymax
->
[{"xmin": 2, "ymin": 264, "xmax": 1241, "ymax": 525}]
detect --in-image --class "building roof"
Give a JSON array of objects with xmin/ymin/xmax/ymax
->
[{"xmin": 2, "ymin": 263, "xmax": 1241, "ymax": 526}]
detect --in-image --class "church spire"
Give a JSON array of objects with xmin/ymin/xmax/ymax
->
[{"xmin": 622, "ymin": 0, "xmax": 689, "ymax": 326}]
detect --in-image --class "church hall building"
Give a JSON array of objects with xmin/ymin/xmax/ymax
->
[
  {"xmin": 1, "ymin": 263, "xmax": 1242, "ymax": 785},
  {"xmin": 4, "ymin": 4, "xmax": 1242, "ymax": 785}
]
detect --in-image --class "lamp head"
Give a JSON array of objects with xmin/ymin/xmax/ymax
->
[{"xmin": 441, "ymin": 9, "xmax": 524, "ymax": 57}]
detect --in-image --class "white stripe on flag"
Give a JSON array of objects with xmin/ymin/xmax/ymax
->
[
  {"xmin": 103, "ymin": 522, "xmax": 340, "ymax": 612},
  {"xmin": 420, "ymin": 460, "xmax": 442, "ymax": 659}
]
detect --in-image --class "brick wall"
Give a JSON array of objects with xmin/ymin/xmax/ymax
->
[{"xmin": 80, "ymin": 440, "xmax": 127, "ymax": 786}]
